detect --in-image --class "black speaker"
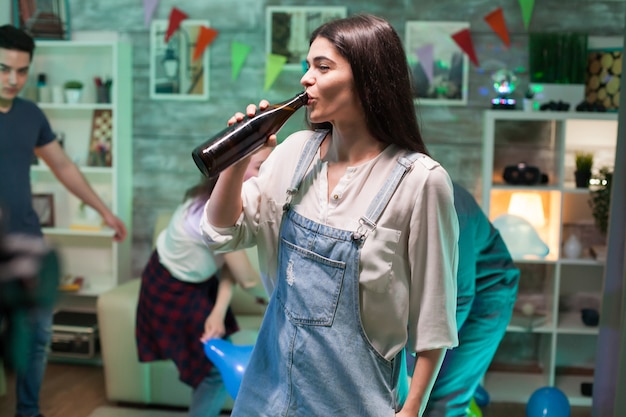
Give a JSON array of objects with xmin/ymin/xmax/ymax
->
[{"xmin": 503, "ymin": 162, "xmax": 546, "ymax": 185}]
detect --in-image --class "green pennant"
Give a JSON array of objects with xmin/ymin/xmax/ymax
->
[
  {"xmin": 264, "ymin": 54, "xmax": 287, "ymax": 91},
  {"xmin": 519, "ymin": 0, "xmax": 535, "ymax": 30},
  {"xmin": 231, "ymin": 41, "xmax": 252, "ymax": 81}
]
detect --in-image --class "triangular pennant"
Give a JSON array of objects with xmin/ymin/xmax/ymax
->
[
  {"xmin": 451, "ymin": 28, "xmax": 480, "ymax": 67},
  {"xmin": 165, "ymin": 7, "xmax": 188, "ymax": 43},
  {"xmin": 415, "ymin": 44, "xmax": 434, "ymax": 85},
  {"xmin": 264, "ymin": 54, "xmax": 287, "ymax": 91},
  {"xmin": 143, "ymin": 0, "xmax": 159, "ymax": 27},
  {"xmin": 484, "ymin": 7, "xmax": 511, "ymax": 48},
  {"xmin": 231, "ymin": 41, "xmax": 252, "ymax": 81},
  {"xmin": 519, "ymin": 0, "xmax": 535, "ymax": 31},
  {"xmin": 193, "ymin": 26, "xmax": 218, "ymax": 62}
]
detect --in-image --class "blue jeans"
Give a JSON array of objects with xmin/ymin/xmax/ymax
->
[
  {"xmin": 189, "ymin": 366, "xmax": 228, "ymax": 417},
  {"xmin": 15, "ymin": 305, "xmax": 53, "ymax": 417}
]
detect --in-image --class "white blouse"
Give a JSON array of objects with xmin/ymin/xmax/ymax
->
[
  {"xmin": 201, "ymin": 130, "xmax": 459, "ymax": 359},
  {"xmin": 157, "ymin": 199, "xmax": 223, "ymax": 283}
]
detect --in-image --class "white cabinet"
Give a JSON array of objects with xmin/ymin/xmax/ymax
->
[
  {"xmin": 480, "ymin": 110, "xmax": 617, "ymax": 405},
  {"xmin": 29, "ymin": 40, "xmax": 133, "ymax": 299}
]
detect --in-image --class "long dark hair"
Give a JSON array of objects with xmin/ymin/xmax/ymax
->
[
  {"xmin": 307, "ymin": 14, "xmax": 428, "ymax": 155},
  {"xmin": 183, "ymin": 175, "xmax": 218, "ymax": 207}
]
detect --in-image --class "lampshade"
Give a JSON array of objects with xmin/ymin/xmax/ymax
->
[{"xmin": 508, "ymin": 192, "xmax": 546, "ymax": 228}]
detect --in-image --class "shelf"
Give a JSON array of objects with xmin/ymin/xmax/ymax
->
[
  {"xmin": 42, "ymin": 227, "xmax": 115, "ymax": 238},
  {"xmin": 557, "ymin": 312, "xmax": 599, "ymax": 335},
  {"xmin": 559, "ymin": 258, "xmax": 604, "ymax": 267},
  {"xmin": 485, "ymin": 110, "xmax": 618, "ymax": 122},
  {"xmin": 482, "ymin": 110, "xmax": 616, "ymax": 403},
  {"xmin": 554, "ymin": 374, "xmax": 593, "ymax": 406},
  {"xmin": 483, "ymin": 371, "xmax": 549, "ymax": 403},
  {"xmin": 38, "ymin": 103, "xmax": 113, "ymax": 111},
  {"xmin": 48, "ymin": 353, "xmax": 102, "ymax": 366},
  {"xmin": 30, "ymin": 38, "xmax": 133, "ymax": 301}
]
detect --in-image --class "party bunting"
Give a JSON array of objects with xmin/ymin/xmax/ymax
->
[
  {"xmin": 519, "ymin": 0, "xmax": 535, "ymax": 30},
  {"xmin": 143, "ymin": 0, "xmax": 159, "ymax": 27},
  {"xmin": 264, "ymin": 54, "xmax": 287, "ymax": 91},
  {"xmin": 484, "ymin": 7, "xmax": 510, "ymax": 48},
  {"xmin": 451, "ymin": 28, "xmax": 480, "ymax": 67},
  {"xmin": 415, "ymin": 44, "xmax": 434, "ymax": 85},
  {"xmin": 165, "ymin": 7, "xmax": 188, "ymax": 43},
  {"xmin": 193, "ymin": 26, "xmax": 218, "ymax": 62},
  {"xmin": 231, "ymin": 41, "xmax": 252, "ymax": 81}
]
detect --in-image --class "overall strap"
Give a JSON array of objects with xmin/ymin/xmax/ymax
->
[
  {"xmin": 353, "ymin": 152, "xmax": 423, "ymax": 242},
  {"xmin": 283, "ymin": 129, "xmax": 328, "ymax": 210}
]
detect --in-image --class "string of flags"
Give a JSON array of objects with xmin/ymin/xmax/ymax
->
[
  {"xmin": 418, "ymin": 0, "xmax": 534, "ymax": 76},
  {"xmin": 144, "ymin": 0, "xmax": 536, "ymax": 92},
  {"xmin": 145, "ymin": 2, "xmax": 286, "ymax": 90}
]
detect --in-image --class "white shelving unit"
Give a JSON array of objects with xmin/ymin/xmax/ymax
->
[
  {"xmin": 481, "ymin": 110, "xmax": 617, "ymax": 405},
  {"xmin": 29, "ymin": 39, "xmax": 133, "ymax": 304}
]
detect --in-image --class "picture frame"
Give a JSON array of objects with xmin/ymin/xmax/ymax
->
[
  {"xmin": 150, "ymin": 19, "xmax": 210, "ymax": 101},
  {"xmin": 32, "ymin": 193, "xmax": 55, "ymax": 227},
  {"xmin": 12, "ymin": 0, "xmax": 71, "ymax": 40},
  {"xmin": 405, "ymin": 21, "xmax": 469, "ymax": 106},
  {"xmin": 266, "ymin": 6, "xmax": 347, "ymax": 70}
]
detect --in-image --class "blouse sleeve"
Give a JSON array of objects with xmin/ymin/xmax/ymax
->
[{"xmin": 407, "ymin": 166, "xmax": 460, "ymax": 352}]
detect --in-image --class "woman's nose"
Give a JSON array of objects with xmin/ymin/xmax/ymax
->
[{"xmin": 300, "ymin": 69, "xmax": 313, "ymax": 87}]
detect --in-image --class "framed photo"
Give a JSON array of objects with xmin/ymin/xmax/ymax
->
[
  {"xmin": 12, "ymin": 0, "xmax": 71, "ymax": 40},
  {"xmin": 266, "ymin": 6, "xmax": 347, "ymax": 70},
  {"xmin": 405, "ymin": 21, "xmax": 469, "ymax": 106},
  {"xmin": 32, "ymin": 193, "xmax": 55, "ymax": 227},
  {"xmin": 150, "ymin": 19, "xmax": 210, "ymax": 101}
]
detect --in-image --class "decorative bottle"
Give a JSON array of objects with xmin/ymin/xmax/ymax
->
[
  {"xmin": 192, "ymin": 91, "xmax": 309, "ymax": 178},
  {"xmin": 37, "ymin": 73, "xmax": 51, "ymax": 103}
]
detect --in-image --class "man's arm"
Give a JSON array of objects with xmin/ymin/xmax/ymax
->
[{"xmin": 35, "ymin": 140, "xmax": 127, "ymax": 241}]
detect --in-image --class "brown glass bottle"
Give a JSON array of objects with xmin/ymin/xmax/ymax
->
[{"xmin": 192, "ymin": 91, "xmax": 309, "ymax": 178}]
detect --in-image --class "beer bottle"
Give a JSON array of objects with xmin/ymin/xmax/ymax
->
[{"xmin": 192, "ymin": 91, "xmax": 309, "ymax": 178}]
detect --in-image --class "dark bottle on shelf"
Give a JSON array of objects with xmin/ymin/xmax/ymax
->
[{"xmin": 192, "ymin": 91, "xmax": 309, "ymax": 178}]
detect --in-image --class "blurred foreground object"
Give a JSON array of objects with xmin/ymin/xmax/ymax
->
[{"xmin": 0, "ymin": 226, "xmax": 60, "ymax": 372}]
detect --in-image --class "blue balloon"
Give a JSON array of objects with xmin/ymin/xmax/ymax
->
[
  {"xmin": 203, "ymin": 339, "xmax": 254, "ymax": 399},
  {"xmin": 526, "ymin": 386, "xmax": 571, "ymax": 417},
  {"xmin": 474, "ymin": 384, "xmax": 490, "ymax": 407}
]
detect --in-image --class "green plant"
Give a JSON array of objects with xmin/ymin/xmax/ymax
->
[
  {"xmin": 64, "ymin": 80, "xmax": 83, "ymax": 89},
  {"xmin": 575, "ymin": 151, "xmax": 593, "ymax": 172},
  {"xmin": 588, "ymin": 166, "xmax": 613, "ymax": 235}
]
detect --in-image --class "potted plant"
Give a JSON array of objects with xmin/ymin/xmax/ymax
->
[
  {"xmin": 574, "ymin": 151, "xmax": 593, "ymax": 188},
  {"xmin": 63, "ymin": 80, "xmax": 84, "ymax": 104},
  {"xmin": 588, "ymin": 166, "xmax": 613, "ymax": 236}
]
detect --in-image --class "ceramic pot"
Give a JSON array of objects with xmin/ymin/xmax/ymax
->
[
  {"xmin": 64, "ymin": 88, "xmax": 82, "ymax": 104},
  {"xmin": 564, "ymin": 234, "xmax": 583, "ymax": 259},
  {"xmin": 574, "ymin": 170, "xmax": 592, "ymax": 188}
]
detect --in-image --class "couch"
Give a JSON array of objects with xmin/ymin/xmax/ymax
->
[{"xmin": 96, "ymin": 212, "xmax": 266, "ymax": 410}]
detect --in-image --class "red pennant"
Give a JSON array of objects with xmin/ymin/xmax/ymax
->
[
  {"xmin": 451, "ymin": 29, "xmax": 480, "ymax": 67},
  {"xmin": 193, "ymin": 26, "xmax": 219, "ymax": 62},
  {"xmin": 484, "ymin": 7, "xmax": 511, "ymax": 48},
  {"xmin": 164, "ymin": 7, "xmax": 188, "ymax": 43}
]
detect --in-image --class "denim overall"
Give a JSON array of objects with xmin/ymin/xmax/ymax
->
[{"xmin": 231, "ymin": 130, "xmax": 420, "ymax": 417}]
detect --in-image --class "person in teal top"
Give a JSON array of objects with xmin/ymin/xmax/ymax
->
[{"xmin": 421, "ymin": 182, "xmax": 520, "ymax": 416}]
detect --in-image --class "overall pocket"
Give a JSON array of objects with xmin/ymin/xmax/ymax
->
[{"xmin": 276, "ymin": 238, "xmax": 346, "ymax": 326}]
